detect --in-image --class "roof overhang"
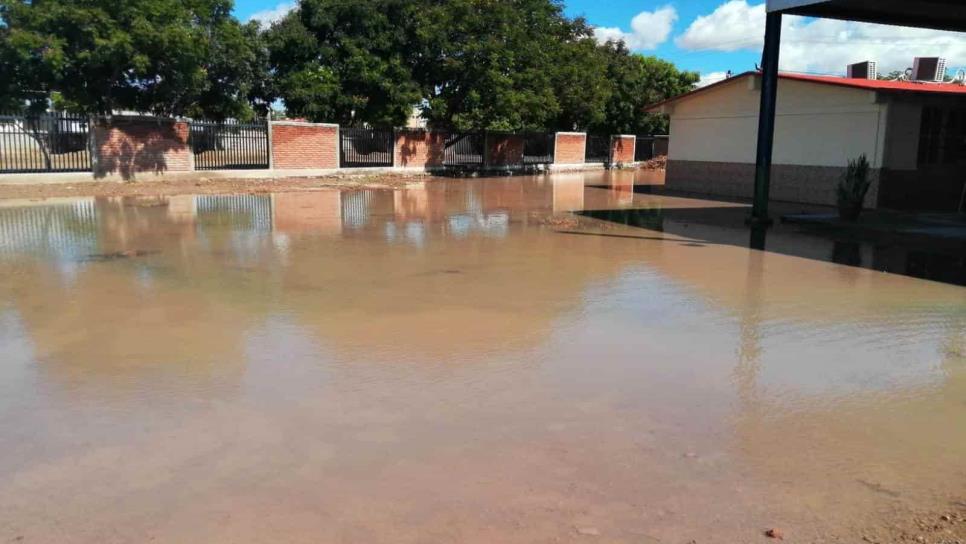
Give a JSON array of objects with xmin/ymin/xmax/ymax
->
[{"xmin": 767, "ymin": 0, "xmax": 966, "ymax": 32}]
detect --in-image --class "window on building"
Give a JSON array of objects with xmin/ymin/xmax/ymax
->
[{"xmin": 918, "ymin": 106, "xmax": 966, "ymax": 167}]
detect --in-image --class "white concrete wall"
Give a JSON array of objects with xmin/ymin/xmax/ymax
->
[{"xmin": 666, "ymin": 76, "xmax": 888, "ymax": 168}]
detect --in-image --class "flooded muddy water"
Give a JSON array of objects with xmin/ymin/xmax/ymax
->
[{"xmin": 1, "ymin": 171, "xmax": 964, "ymax": 543}]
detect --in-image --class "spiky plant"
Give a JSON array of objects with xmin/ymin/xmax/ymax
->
[{"xmin": 837, "ymin": 154, "xmax": 871, "ymax": 221}]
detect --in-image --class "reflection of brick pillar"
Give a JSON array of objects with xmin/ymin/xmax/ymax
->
[
  {"xmin": 93, "ymin": 116, "xmax": 191, "ymax": 179},
  {"xmin": 394, "ymin": 129, "xmax": 446, "ymax": 167},
  {"xmin": 553, "ymin": 132, "xmax": 586, "ymax": 165},
  {"xmin": 611, "ymin": 135, "xmax": 636, "ymax": 164},
  {"xmin": 270, "ymin": 121, "xmax": 339, "ymax": 169}
]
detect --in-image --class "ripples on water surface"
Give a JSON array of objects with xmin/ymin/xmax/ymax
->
[{"xmin": 0, "ymin": 172, "xmax": 964, "ymax": 543}]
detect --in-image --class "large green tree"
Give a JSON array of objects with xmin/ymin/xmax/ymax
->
[
  {"xmin": 0, "ymin": 0, "xmax": 269, "ymax": 118},
  {"xmin": 592, "ymin": 41, "xmax": 699, "ymax": 135},
  {"xmin": 266, "ymin": 0, "xmax": 697, "ymax": 133},
  {"xmin": 265, "ymin": 0, "xmax": 423, "ymax": 127},
  {"xmin": 414, "ymin": 0, "xmax": 577, "ymax": 131}
]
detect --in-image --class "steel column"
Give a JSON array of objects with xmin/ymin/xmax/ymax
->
[{"xmin": 750, "ymin": 12, "xmax": 782, "ymax": 225}]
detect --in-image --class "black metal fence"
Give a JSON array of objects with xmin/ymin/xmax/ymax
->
[
  {"xmin": 635, "ymin": 136, "xmax": 655, "ymax": 162},
  {"xmin": 585, "ymin": 134, "xmax": 611, "ymax": 164},
  {"xmin": 443, "ymin": 132, "xmax": 484, "ymax": 167},
  {"xmin": 190, "ymin": 119, "xmax": 269, "ymax": 170},
  {"xmin": 521, "ymin": 132, "xmax": 556, "ymax": 165},
  {"xmin": 340, "ymin": 128, "xmax": 395, "ymax": 168},
  {"xmin": 0, "ymin": 112, "xmax": 92, "ymax": 173}
]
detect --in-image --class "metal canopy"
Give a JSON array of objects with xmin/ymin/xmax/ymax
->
[
  {"xmin": 767, "ymin": 0, "xmax": 966, "ymax": 33},
  {"xmin": 746, "ymin": 0, "xmax": 966, "ymax": 226}
]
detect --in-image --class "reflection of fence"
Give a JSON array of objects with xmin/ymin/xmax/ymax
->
[
  {"xmin": 0, "ymin": 200, "xmax": 99, "ymax": 257},
  {"xmin": 340, "ymin": 128, "xmax": 395, "ymax": 168},
  {"xmin": 635, "ymin": 136, "xmax": 655, "ymax": 162},
  {"xmin": 0, "ymin": 112, "xmax": 92, "ymax": 173},
  {"xmin": 585, "ymin": 134, "xmax": 611, "ymax": 164},
  {"xmin": 195, "ymin": 194, "xmax": 272, "ymax": 231},
  {"xmin": 190, "ymin": 119, "xmax": 269, "ymax": 170}
]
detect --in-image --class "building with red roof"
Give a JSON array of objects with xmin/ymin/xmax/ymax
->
[{"xmin": 646, "ymin": 71, "xmax": 966, "ymax": 211}]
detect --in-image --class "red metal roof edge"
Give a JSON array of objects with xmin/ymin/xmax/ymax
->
[{"xmin": 645, "ymin": 71, "xmax": 966, "ymax": 112}]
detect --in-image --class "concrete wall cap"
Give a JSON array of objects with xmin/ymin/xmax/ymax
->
[
  {"xmin": 555, "ymin": 131, "xmax": 587, "ymax": 136},
  {"xmin": 271, "ymin": 121, "xmax": 340, "ymax": 128},
  {"xmin": 95, "ymin": 115, "xmax": 184, "ymax": 124}
]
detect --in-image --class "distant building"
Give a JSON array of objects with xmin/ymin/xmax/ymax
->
[
  {"xmin": 406, "ymin": 106, "xmax": 427, "ymax": 129},
  {"xmin": 647, "ymin": 71, "xmax": 966, "ymax": 211}
]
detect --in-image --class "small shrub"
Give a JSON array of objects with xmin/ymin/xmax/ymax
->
[{"xmin": 837, "ymin": 154, "xmax": 871, "ymax": 221}]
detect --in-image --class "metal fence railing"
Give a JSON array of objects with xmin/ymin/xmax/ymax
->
[
  {"xmin": 0, "ymin": 112, "xmax": 92, "ymax": 173},
  {"xmin": 443, "ymin": 132, "xmax": 484, "ymax": 167},
  {"xmin": 189, "ymin": 119, "xmax": 269, "ymax": 170},
  {"xmin": 340, "ymin": 128, "xmax": 395, "ymax": 168},
  {"xmin": 635, "ymin": 136, "xmax": 655, "ymax": 162},
  {"xmin": 521, "ymin": 132, "xmax": 556, "ymax": 165},
  {"xmin": 585, "ymin": 134, "xmax": 611, "ymax": 164}
]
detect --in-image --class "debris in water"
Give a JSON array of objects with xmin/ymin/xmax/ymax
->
[
  {"xmin": 81, "ymin": 250, "xmax": 157, "ymax": 262},
  {"xmin": 542, "ymin": 215, "xmax": 580, "ymax": 228},
  {"xmin": 575, "ymin": 526, "xmax": 601, "ymax": 536},
  {"xmin": 857, "ymin": 479, "xmax": 901, "ymax": 498},
  {"xmin": 765, "ymin": 528, "xmax": 784, "ymax": 540}
]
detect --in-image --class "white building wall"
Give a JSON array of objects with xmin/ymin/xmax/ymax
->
[{"xmin": 667, "ymin": 76, "xmax": 888, "ymax": 168}]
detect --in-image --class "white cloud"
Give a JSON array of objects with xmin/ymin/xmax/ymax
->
[
  {"xmin": 676, "ymin": 0, "xmax": 764, "ymax": 52},
  {"xmin": 676, "ymin": 0, "xmax": 966, "ymax": 75},
  {"xmin": 248, "ymin": 1, "xmax": 295, "ymax": 27},
  {"xmin": 594, "ymin": 6, "xmax": 678, "ymax": 51},
  {"xmin": 697, "ymin": 71, "xmax": 730, "ymax": 87}
]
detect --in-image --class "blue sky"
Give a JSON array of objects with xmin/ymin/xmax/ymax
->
[
  {"xmin": 234, "ymin": 0, "xmax": 966, "ymax": 87},
  {"xmin": 560, "ymin": 0, "xmax": 758, "ymax": 78}
]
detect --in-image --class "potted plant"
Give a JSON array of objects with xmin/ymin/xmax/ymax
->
[{"xmin": 836, "ymin": 154, "xmax": 871, "ymax": 221}]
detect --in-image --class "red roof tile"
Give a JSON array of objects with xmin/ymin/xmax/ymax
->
[{"xmin": 645, "ymin": 71, "xmax": 966, "ymax": 112}]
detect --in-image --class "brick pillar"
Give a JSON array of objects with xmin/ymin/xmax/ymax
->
[
  {"xmin": 92, "ymin": 116, "xmax": 192, "ymax": 180},
  {"xmin": 394, "ymin": 129, "xmax": 446, "ymax": 168},
  {"xmin": 611, "ymin": 135, "xmax": 636, "ymax": 164},
  {"xmin": 270, "ymin": 121, "xmax": 339, "ymax": 170},
  {"xmin": 487, "ymin": 133, "xmax": 525, "ymax": 167},
  {"xmin": 553, "ymin": 132, "xmax": 586, "ymax": 165}
]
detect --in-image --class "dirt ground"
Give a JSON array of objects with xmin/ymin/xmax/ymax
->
[
  {"xmin": 0, "ymin": 174, "xmax": 428, "ymax": 200},
  {"xmin": 0, "ymin": 160, "xmax": 670, "ymax": 201}
]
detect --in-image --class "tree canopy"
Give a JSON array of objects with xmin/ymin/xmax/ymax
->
[
  {"xmin": 0, "ymin": 0, "xmax": 698, "ymax": 131},
  {"xmin": 266, "ymin": 0, "xmax": 697, "ymax": 132},
  {"xmin": 0, "ymin": 0, "xmax": 270, "ymax": 119}
]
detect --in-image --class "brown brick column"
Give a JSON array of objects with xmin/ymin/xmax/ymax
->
[
  {"xmin": 553, "ymin": 132, "xmax": 586, "ymax": 165},
  {"xmin": 487, "ymin": 133, "xmax": 525, "ymax": 167},
  {"xmin": 394, "ymin": 129, "xmax": 446, "ymax": 168},
  {"xmin": 92, "ymin": 116, "xmax": 192, "ymax": 179},
  {"xmin": 611, "ymin": 135, "xmax": 636, "ymax": 164},
  {"xmin": 270, "ymin": 121, "xmax": 339, "ymax": 169}
]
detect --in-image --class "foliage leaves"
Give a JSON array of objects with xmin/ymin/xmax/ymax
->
[
  {"xmin": 0, "ymin": 0, "xmax": 698, "ymax": 131},
  {"xmin": 0, "ymin": 0, "xmax": 270, "ymax": 118},
  {"xmin": 267, "ymin": 0, "xmax": 698, "ymax": 132}
]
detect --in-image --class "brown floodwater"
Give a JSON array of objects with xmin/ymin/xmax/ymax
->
[{"xmin": 0, "ymin": 170, "xmax": 964, "ymax": 543}]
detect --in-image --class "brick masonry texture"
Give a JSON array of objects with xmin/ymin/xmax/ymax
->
[
  {"xmin": 665, "ymin": 160, "xmax": 881, "ymax": 208},
  {"xmin": 395, "ymin": 130, "xmax": 446, "ymax": 167},
  {"xmin": 271, "ymin": 123, "xmax": 338, "ymax": 169},
  {"xmin": 554, "ymin": 133, "xmax": 586, "ymax": 165},
  {"xmin": 93, "ymin": 117, "xmax": 191, "ymax": 179},
  {"xmin": 611, "ymin": 136, "xmax": 635, "ymax": 164},
  {"xmin": 487, "ymin": 134, "xmax": 525, "ymax": 166}
]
